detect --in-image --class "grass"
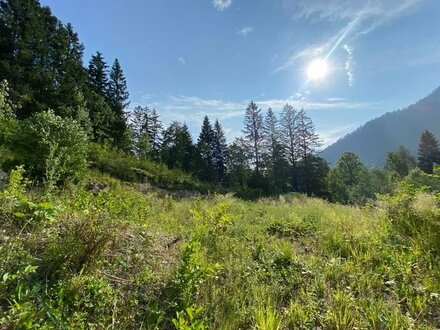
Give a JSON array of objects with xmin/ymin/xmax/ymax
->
[{"xmin": 0, "ymin": 168, "xmax": 439, "ymax": 329}]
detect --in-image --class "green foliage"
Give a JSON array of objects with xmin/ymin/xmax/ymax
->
[
  {"xmin": 418, "ymin": 130, "xmax": 440, "ymax": 174},
  {"xmin": 13, "ymin": 110, "xmax": 88, "ymax": 186},
  {"xmin": 385, "ymin": 145, "xmax": 416, "ymax": 177},
  {"xmin": 172, "ymin": 306, "xmax": 206, "ymax": 330},
  {"xmin": 88, "ymin": 143, "xmax": 208, "ymax": 192}
]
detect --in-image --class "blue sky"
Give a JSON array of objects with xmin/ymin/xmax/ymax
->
[{"xmin": 41, "ymin": 0, "xmax": 440, "ymax": 146}]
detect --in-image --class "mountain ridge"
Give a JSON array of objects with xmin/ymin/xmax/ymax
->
[{"xmin": 320, "ymin": 87, "xmax": 440, "ymax": 167}]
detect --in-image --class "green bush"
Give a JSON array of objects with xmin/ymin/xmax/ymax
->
[{"xmin": 13, "ymin": 110, "xmax": 88, "ymax": 185}]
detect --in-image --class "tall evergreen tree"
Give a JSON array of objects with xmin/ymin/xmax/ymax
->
[
  {"xmin": 88, "ymin": 52, "xmax": 108, "ymax": 98},
  {"xmin": 131, "ymin": 106, "xmax": 163, "ymax": 160},
  {"xmin": 280, "ymin": 104, "xmax": 299, "ymax": 189},
  {"xmin": 295, "ymin": 109, "xmax": 320, "ymax": 194},
  {"xmin": 263, "ymin": 108, "xmax": 287, "ymax": 192},
  {"xmin": 417, "ymin": 130, "xmax": 440, "ymax": 174},
  {"xmin": 196, "ymin": 116, "xmax": 215, "ymax": 181},
  {"xmin": 212, "ymin": 119, "xmax": 228, "ymax": 184},
  {"xmin": 243, "ymin": 101, "xmax": 264, "ymax": 174},
  {"xmin": 227, "ymin": 137, "xmax": 250, "ymax": 188},
  {"xmin": 196, "ymin": 116, "xmax": 216, "ymax": 181},
  {"xmin": 107, "ymin": 58, "xmax": 130, "ymax": 149},
  {"xmin": 146, "ymin": 108, "xmax": 163, "ymax": 161},
  {"xmin": 0, "ymin": 0, "xmax": 88, "ymax": 118},
  {"xmin": 161, "ymin": 122, "xmax": 195, "ymax": 172}
]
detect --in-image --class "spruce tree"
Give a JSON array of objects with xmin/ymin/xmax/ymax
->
[
  {"xmin": 263, "ymin": 108, "xmax": 287, "ymax": 192},
  {"xmin": 161, "ymin": 122, "xmax": 195, "ymax": 172},
  {"xmin": 132, "ymin": 106, "xmax": 163, "ymax": 160},
  {"xmin": 88, "ymin": 52, "xmax": 108, "ymax": 98},
  {"xmin": 108, "ymin": 58, "xmax": 130, "ymax": 149},
  {"xmin": 418, "ymin": 130, "xmax": 440, "ymax": 174},
  {"xmin": 280, "ymin": 104, "xmax": 300, "ymax": 190},
  {"xmin": 295, "ymin": 109, "xmax": 320, "ymax": 194},
  {"xmin": 196, "ymin": 116, "xmax": 215, "ymax": 181},
  {"xmin": 243, "ymin": 101, "xmax": 264, "ymax": 174},
  {"xmin": 213, "ymin": 119, "xmax": 228, "ymax": 184},
  {"xmin": 227, "ymin": 137, "xmax": 250, "ymax": 188},
  {"xmin": 0, "ymin": 0, "xmax": 88, "ymax": 117}
]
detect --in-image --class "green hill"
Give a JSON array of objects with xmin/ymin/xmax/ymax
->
[{"xmin": 321, "ymin": 87, "xmax": 440, "ymax": 167}]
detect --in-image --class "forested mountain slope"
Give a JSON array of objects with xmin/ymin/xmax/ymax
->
[{"xmin": 321, "ymin": 87, "xmax": 440, "ymax": 167}]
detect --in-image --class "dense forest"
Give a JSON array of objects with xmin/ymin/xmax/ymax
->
[{"xmin": 1, "ymin": 0, "xmax": 440, "ymax": 329}]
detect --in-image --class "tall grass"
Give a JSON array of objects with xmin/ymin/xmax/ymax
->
[{"xmin": 0, "ymin": 168, "xmax": 439, "ymax": 328}]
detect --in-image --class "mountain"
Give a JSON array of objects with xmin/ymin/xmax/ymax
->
[{"xmin": 321, "ymin": 87, "xmax": 440, "ymax": 167}]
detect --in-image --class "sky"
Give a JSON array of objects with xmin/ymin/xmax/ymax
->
[{"xmin": 41, "ymin": 0, "xmax": 440, "ymax": 146}]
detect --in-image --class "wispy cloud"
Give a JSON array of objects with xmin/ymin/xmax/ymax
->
[
  {"xmin": 237, "ymin": 26, "xmax": 254, "ymax": 38},
  {"xmin": 283, "ymin": 0, "xmax": 422, "ymax": 22},
  {"xmin": 276, "ymin": 0, "xmax": 423, "ymax": 74},
  {"xmin": 178, "ymin": 57, "xmax": 186, "ymax": 64},
  {"xmin": 343, "ymin": 44, "xmax": 354, "ymax": 86},
  {"xmin": 212, "ymin": 0, "xmax": 232, "ymax": 11}
]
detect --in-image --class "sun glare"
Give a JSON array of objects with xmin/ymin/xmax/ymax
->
[{"xmin": 307, "ymin": 59, "xmax": 328, "ymax": 81}]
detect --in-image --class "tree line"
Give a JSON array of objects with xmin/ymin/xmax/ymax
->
[
  {"xmin": 130, "ymin": 102, "xmax": 328, "ymax": 197},
  {"xmin": 1, "ymin": 0, "xmax": 439, "ymax": 202}
]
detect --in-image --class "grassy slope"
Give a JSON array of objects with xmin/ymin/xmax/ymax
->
[{"xmin": 0, "ymin": 169, "xmax": 439, "ymax": 329}]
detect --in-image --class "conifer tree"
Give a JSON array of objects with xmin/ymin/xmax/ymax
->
[
  {"xmin": 243, "ymin": 101, "xmax": 264, "ymax": 174},
  {"xmin": 0, "ymin": 0, "xmax": 88, "ymax": 117},
  {"xmin": 280, "ymin": 104, "xmax": 300, "ymax": 189},
  {"xmin": 88, "ymin": 52, "xmax": 108, "ymax": 98},
  {"xmin": 227, "ymin": 137, "xmax": 250, "ymax": 188},
  {"xmin": 263, "ymin": 108, "xmax": 287, "ymax": 191},
  {"xmin": 161, "ymin": 122, "xmax": 195, "ymax": 172},
  {"xmin": 295, "ymin": 109, "xmax": 321, "ymax": 194},
  {"xmin": 196, "ymin": 116, "xmax": 216, "ymax": 181},
  {"xmin": 418, "ymin": 130, "xmax": 440, "ymax": 174},
  {"xmin": 213, "ymin": 119, "xmax": 228, "ymax": 183},
  {"xmin": 132, "ymin": 106, "xmax": 163, "ymax": 160},
  {"xmin": 107, "ymin": 58, "xmax": 130, "ymax": 149}
]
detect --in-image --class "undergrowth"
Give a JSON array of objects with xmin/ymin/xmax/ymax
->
[{"xmin": 0, "ymin": 168, "xmax": 439, "ymax": 329}]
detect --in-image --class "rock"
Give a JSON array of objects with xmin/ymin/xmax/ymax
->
[{"xmin": 0, "ymin": 169, "xmax": 7, "ymax": 191}]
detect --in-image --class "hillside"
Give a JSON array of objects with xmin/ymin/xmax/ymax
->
[
  {"xmin": 321, "ymin": 87, "xmax": 440, "ymax": 167},
  {"xmin": 1, "ymin": 167, "xmax": 440, "ymax": 328}
]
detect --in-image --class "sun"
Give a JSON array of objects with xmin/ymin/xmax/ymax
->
[{"xmin": 307, "ymin": 59, "xmax": 328, "ymax": 81}]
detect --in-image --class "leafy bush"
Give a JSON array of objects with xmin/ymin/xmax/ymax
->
[{"xmin": 13, "ymin": 110, "xmax": 88, "ymax": 186}]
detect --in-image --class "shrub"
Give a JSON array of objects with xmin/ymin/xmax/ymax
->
[{"xmin": 14, "ymin": 110, "xmax": 88, "ymax": 185}]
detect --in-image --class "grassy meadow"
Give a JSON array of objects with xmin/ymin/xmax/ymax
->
[{"xmin": 1, "ymin": 167, "xmax": 439, "ymax": 329}]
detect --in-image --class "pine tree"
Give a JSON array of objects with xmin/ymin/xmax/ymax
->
[
  {"xmin": 196, "ymin": 116, "xmax": 215, "ymax": 181},
  {"xmin": 418, "ymin": 130, "xmax": 440, "ymax": 174},
  {"xmin": 243, "ymin": 101, "xmax": 264, "ymax": 174},
  {"xmin": 212, "ymin": 119, "xmax": 228, "ymax": 184},
  {"xmin": 88, "ymin": 52, "xmax": 108, "ymax": 98}
]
